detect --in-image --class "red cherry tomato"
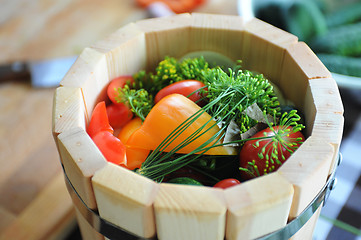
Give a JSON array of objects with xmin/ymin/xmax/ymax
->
[
  {"xmin": 214, "ymin": 178, "xmax": 241, "ymax": 189},
  {"xmin": 87, "ymin": 101, "xmax": 113, "ymax": 138},
  {"xmin": 92, "ymin": 131, "xmax": 127, "ymax": 166},
  {"xmin": 154, "ymin": 80, "xmax": 207, "ymax": 106},
  {"xmin": 106, "ymin": 103, "xmax": 133, "ymax": 129},
  {"xmin": 239, "ymin": 126, "xmax": 305, "ymax": 180},
  {"xmin": 107, "ymin": 76, "xmax": 134, "ymax": 104}
]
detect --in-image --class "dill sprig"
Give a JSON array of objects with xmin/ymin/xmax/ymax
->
[
  {"xmin": 258, "ymin": 110, "xmax": 305, "ymax": 163},
  {"xmin": 239, "ymin": 110, "xmax": 305, "ymax": 178},
  {"xmin": 202, "ymin": 68, "xmax": 280, "ymax": 133},
  {"xmin": 115, "ymin": 85, "xmax": 153, "ymax": 121}
]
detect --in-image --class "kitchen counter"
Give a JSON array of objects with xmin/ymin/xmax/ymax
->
[{"xmin": 0, "ymin": 1, "xmax": 238, "ymax": 239}]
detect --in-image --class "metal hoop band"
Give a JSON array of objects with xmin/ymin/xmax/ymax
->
[{"xmin": 63, "ymin": 153, "xmax": 342, "ymax": 240}]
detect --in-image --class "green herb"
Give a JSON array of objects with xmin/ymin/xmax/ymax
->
[
  {"xmin": 115, "ymin": 85, "xmax": 153, "ymax": 121},
  {"xmin": 202, "ymin": 67, "xmax": 280, "ymax": 133},
  {"xmin": 239, "ymin": 110, "xmax": 305, "ymax": 178}
]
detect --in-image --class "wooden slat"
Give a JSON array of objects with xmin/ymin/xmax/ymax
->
[
  {"xmin": 57, "ymin": 127, "xmax": 107, "ymax": 210},
  {"xmin": 60, "ymin": 47, "xmax": 109, "ymax": 119},
  {"xmin": 311, "ymin": 113, "xmax": 344, "ymax": 175},
  {"xmin": 189, "ymin": 13, "xmax": 244, "ymax": 62},
  {"xmin": 0, "ymin": 172, "xmax": 74, "ymax": 240},
  {"xmin": 52, "ymin": 86, "xmax": 86, "ymax": 137},
  {"xmin": 290, "ymin": 206, "xmax": 322, "ymax": 240},
  {"xmin": 74, "ymin": 208, "xmax": 104, "ymax": 240},
  {"xmin": 306, "ymin": 78, "xmax": 344, "ymax": 115},
  {"xmin": 154, "ymin": 184, "xmax": 226, "ymax": 240},
  {"xmin": 278, "ymin": 136, "xmax": 334, "ymax": 219},
  {"xmin": 92, "ymin": 163, "xmax": 158, "ymax": 238},
  {"xmin": 135, "ymin": 14, "xmax": 192, "ymax": 71},
  {"xmin": 91, "ymin": 22, "xmax": 147, "ymax": 81},
  {"xmin": 242, "ymin": 18, "xmax": 298, "ymax": 84},
  {"xmin": 279, "ymin": 42, "xmax": 331, "ymax": 110},
  {"xmin": 303, "ymin": 78, "xmax": 344, "ymax": 135},
  {"xmin": 225, "ymin": 172, "xmax": 294, "ymax": 240}
]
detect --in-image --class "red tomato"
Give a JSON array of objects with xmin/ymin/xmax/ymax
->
[
  {"xmin": 106, "ymin": 103, "xmax": 133, "ymax": 129},
  {"xmin": 107, "ymin": 76, "xmax": 134, "ymax": 104},
  {"xmin": 87, "ymin": 101, "xmax": 113, "ymax": 138},
  {"xmin": 214, "ymin": 178, "xmax": 241, "ymax": 189},
  {"xmin": 92, "ymin": 131, "xmax": 127, "ymax": 166},
  {"xmin": 154, "ymin": 80, "xmax": 207, "ymax": 106},
  {"xmin": 239, "ymin": 126, "xmax": 305, "ymax": 180}
]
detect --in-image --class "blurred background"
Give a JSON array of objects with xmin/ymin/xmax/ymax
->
[{"xmin": 0, "ymin": 0, "xmax": 360, "ymax": 239}]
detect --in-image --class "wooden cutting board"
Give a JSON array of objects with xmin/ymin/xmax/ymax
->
[
  {"xmin": 0, "ymin": 0, "xmax": 237, "ymax": 239},
  {"xmin": 0, "ymin": 1, "xmax": 146, "ymax": 239},
  {"xmin": 0, "ymin": 83, "xmax": 76, "ymax": 240}
]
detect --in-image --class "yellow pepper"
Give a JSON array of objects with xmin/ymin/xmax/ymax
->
[{"xmin": 126, "ymin": 94, "xmax": 236, "ymax": 155}]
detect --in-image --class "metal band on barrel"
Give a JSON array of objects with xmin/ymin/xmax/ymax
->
[{"xmin": 63, "ymin": 153, "xmax": 342, "ymax": 240}]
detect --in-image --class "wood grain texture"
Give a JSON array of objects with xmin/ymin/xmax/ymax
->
[
  {"xmin": 279, "ymin": 42, "xmax": 332, "ymax": 110},
  {"xmin": 57, "ymin": 127, "xmax": 107, "ymax": 209},
  {"xmin": 92, "ymin": 163, "xmax": 159, "ymax": 238},
  {"xmin": 154, "ymin": 184, "xmax": 226, "ymax": 240},
  {"xmin": 136, "ymin": 14, "xmax": 192, "ymax": 71},
  {"xmin": 290, "ymin": 206, "xmax": 322, "ymax": 240},
  {"xmin": 190, "ymin": 13, "xmax": 244, "ymax": 61},
  {"xmin": 75, "ymin": 208, "xmax": 104, "ymax": 240},
  {"xmin": 303, "ymin": 78, "xmax": 344, "ymax": 137},
  {"xmin": 52, "ymin": 86, "xmax": 86, "ymax": 136},
  {"xmin": 60, "ymin": 47, "xmax": 109, "ymax": 120},
  {"xmin": 242, "ymin": 18, "xmax": 298, "ymax": 84},
  {"xmin": 0, "ymin": 0, "xmax": 146, "ymax": 64},
  {"xmin": 310, "ymin": 113, "xmax": 344, "ymax": 174},
  {"xmin": 278, "ymin": 136, "xmax": 334, "ymax": 218},
  {"xmin": 91, "ymin": 23, "xmax": 147, "ymax": 81},
  {"xmin": 306, "ymin": 78, "xmax": 344, "ymax": 115},
  {"xmin": 225, "ymin": 172, "xmax": 294, "ymax": 240},
  {"xmin": 0, "ymin": 172, "xmax": 75, "ymax": 240},
  {"xmin": 0, "ymin": 83, "xmax": 74, "ymax": 238}
]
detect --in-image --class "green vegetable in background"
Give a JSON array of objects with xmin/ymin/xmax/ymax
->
[
  {"xmin": 317, "ymin": 53, "xmax": 361, "ymax": 78},
  {"xmin": 286, "ymin": 0, "xmax": 328, "ymax": 42},
  {"xmin": 325, "ymin": 1, "xmax": 361, "ymax": 28},
  {"xmin": 310, "ymin": 22, "xmax": 361, "ymax": 57}
]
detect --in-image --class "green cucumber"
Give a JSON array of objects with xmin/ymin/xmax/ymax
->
[
  {"xmin": 286, "ymin": 0, "xmax": 328, "ymax": 42},
  {"xmin": 326, "ymin": 2, "xmax": 361, "ymax": 28},
  {"xmin": 317, "ymin": 53, "xmax": 361, "ymax": 78},
  {"xmin": 167, "ymin": 177, "xmax": 203, "ymax": 186},
  {"xmin": 311, "ymin": 22, "xmax": 361, "ymax": 57}
]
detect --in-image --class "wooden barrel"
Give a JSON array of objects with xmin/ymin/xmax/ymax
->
[{"xmin": 52, "ymin": 13, "xmax": 344, "ymax": 240}]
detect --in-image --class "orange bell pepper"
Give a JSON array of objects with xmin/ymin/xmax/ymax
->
[
  {"xmin": 126, "ymin": 94, "xmax": 236, "ymax": 155},
  {"xmin": 118, "ymin": 117, "xmax": 150, "ymax": 170}
]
